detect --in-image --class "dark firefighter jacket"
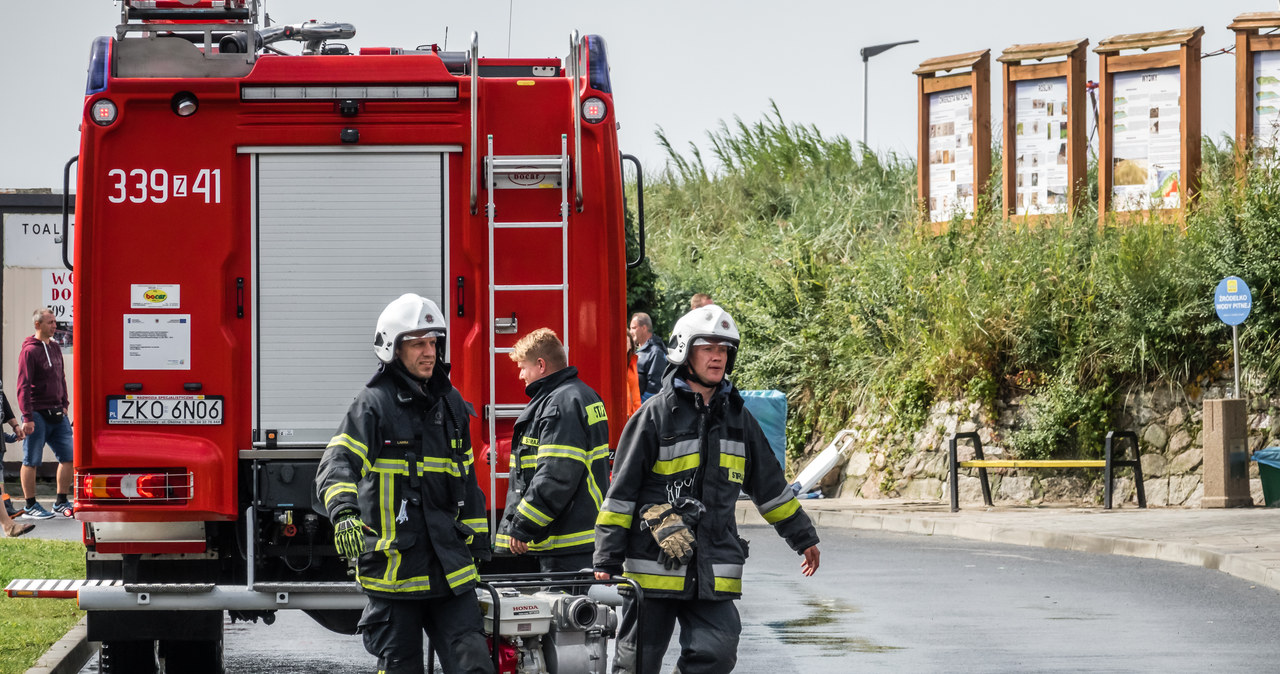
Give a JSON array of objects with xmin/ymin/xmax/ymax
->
[
  {"xmin": 496, "ymin": 366, "xmax": 611, "ymax": 556},
  {"xmin": 315, "ymin": 361, "xmax": 490, "ymax": 599},
  {"xmin": 593, "ymin": 371, "xmax": 819, "ymax": 600}
]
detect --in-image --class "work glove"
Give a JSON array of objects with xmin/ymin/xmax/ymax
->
[
  {"xmin": 333, "ymin": 512, "xmax": 371, "ymax": 559},
  {"xmin": 640, "ymin": 496, "xmax": 705, "ymax": 570}
]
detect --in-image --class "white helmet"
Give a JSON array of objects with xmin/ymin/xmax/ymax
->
[
  {"xmin": 667, "ymin": 305, "xmax": 741, "ymax": 374},
  {"xmin": 373, "ymin": 294, "xmax": 447, "ymax": 364}
]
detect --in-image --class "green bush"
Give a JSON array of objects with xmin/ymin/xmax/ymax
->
[{"xmin": 637, "ymin": 109, "xmax": 1280, "ymax": 462}]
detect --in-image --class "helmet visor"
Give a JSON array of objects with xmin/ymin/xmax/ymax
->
[
  {"xmin": 400, "ymin": 329, "xmax": 444, "ymax": 343},
  {"xmin": 690, "ymin": 336, "xmax": 735, "ymax": 348}
]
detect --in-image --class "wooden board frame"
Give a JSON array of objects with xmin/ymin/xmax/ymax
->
[
  {"xmin": 998, "ymin": 39, "xmax": 1089, "ymax": 221},
  {"xmin": 1230, "ymin": 13, "xmax": 1280, "ymax": 167},
  {"xmin": 915, "ymin": 50, "xmax": 991, "ymax": 231},
  {"xmin": 1095, "ymin": 27, "xmax": 1203, "ymax": 224}
]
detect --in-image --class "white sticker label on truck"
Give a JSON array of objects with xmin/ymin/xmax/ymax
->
[
  {"xmin": 131, "ymin": 284, "xmax": 181, "ymax": 308},
  {"xmin": 107, "ymin": 395, "xmax": 223, "ymax": 425},
  {"xmin": 124, "ymin": 314, "xmax": 191, "ymax": 370}
]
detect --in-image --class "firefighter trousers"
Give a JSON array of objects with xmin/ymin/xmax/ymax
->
[
  {"xmin": 611, "ymin": 595, "xmax": 740, "ymax": 674},
  {"xmin": 359, "ymin": 591, "xmax": 495, "ymax": 674},
  {"xmin": 538, "ymin": 552, "xmax": 594, "ymax": 595}
]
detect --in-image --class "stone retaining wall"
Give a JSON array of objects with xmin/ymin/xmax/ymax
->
[{"xmin": 827, "ymin": 378, "xmax": 1271, "ymax": 507}]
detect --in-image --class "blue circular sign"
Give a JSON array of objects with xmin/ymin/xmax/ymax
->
[{"xmin": 1215, "ymin": 276, "xmax": 1252, "ymax": 326}]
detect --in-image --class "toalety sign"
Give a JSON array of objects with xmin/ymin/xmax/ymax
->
[
  {"xmin": 3, "ymin": 213, "xmax": 75, "ymax": 268},
  {"xmin": 1214, "ymin": 276, "xmax": 1252, "ymax": 326}
]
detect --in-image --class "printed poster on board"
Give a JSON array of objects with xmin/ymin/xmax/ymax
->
[
  {"xmin": 1252, "ymin": 50, "xmax": 1280, "ymax": 164},
  {"xmin": 1110, "ymin": 67, "xmax": 1181, "ymax": 212},
  {"xmin": 927, "ymin": 88, "xmax": 975, "ymax": 223},
  {"xmin": 42, "ymin": 269, "xmax": 73, "ymax": 353},
  {"xmin": 1013, "ymin": 77, "xmax": 1070, "ymax": 216}
]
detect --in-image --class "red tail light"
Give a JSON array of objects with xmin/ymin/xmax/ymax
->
[{"xmin": 77, "ymin": 470, "xmax": 194, "ymax": 504}]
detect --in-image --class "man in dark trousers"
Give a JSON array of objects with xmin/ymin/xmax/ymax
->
[
  {"xmin": 495, "ymin": 328, "xmax": 610, "ymax": 578},
  {"xmin": 628, "ymin": 312, "xmax": 666, "ymax": 402},
  {"xmin": 595, "ymin": 305, "xmax": 821, "ymax": 673},
  {"xmin": 315, "ymin": 293, "xmax": 493, "ymax": 674},
  {"xmin": 17, "ymin": 308, "xmax": 72, "ymax": 519}
]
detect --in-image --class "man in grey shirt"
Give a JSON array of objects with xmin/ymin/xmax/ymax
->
[{"xmin": 629, "ymin": 312, "xmax": 666, "ymax": 402}]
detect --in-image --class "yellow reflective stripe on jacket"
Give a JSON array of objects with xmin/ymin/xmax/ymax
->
[
  {"xmin": 374, "ymin": 472, "xmax": 395, "ymax": 552},
  {"xmin": 714, "ymin": 576, "xmax": 743, "ymax": 593},
  {"xmin": 447, "ymin": 563, "xmax": 478, "ymax": 589},
  {"xmin": 654, "ymin": 438, "xmax": 700, "ymax": 475},
  {"xmin": 762, "ymin": 496, "xmax": 801, "ymax": 524},
  {"xmin": 598, "ymin": 497, "xmax": 635, "ymax": 528},
  {"xmin": 516, "ymin": 499, "xmax": 553, "ymax": 527},
  {"xmin": 624, "ymin": 572, "xmax": 686, "ymax": 591},
  {"xmin": 323, "ymin": 482, "xmax": 357, "ymax": 508},
  {"xmin": 719, "ymin": 453, "xmax": 746, "ymax": 475},
  {"xmin": 371, "ymin": 457, "xmax": 463, "ymax": 478},
  {"xmin": 538, "ymin": 444, "xmax": 590, "ymax": 465},
  {"xmin": 758, "ymin": 486, "xmax": 801, "ymax": 524},
  {"xmin": 328, "ymin": 433, "xmax": 371, "ymax": 472},
  {"xmin": 357, "ymin": 573, "xmax": 432, "ymax": 593},
  {"xmin": 494, "ymin": 529, "xmax": 595, "ymax": 551},
  {"xmin": 622, "ymin": 558, "xmax": 686, "ymax": 591},
  {"xmin": 461, "ymin": 517, "xmax": 489, "ymax": 534},
  {"xmin": 653, "ymin": 453, "xmax": 700, "ymax": 475},
  {"xmin": 585, "ymin": 443, "xmax": 609, "ymax": 508},
  {"xmin": 519, "ymin": 454, "xmax": 538, "ymax": 470},
  {"xmin": 597, "ymin": 510, "xmax": 632, "ymax": 528}
]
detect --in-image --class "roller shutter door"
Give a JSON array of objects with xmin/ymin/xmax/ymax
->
[{"xmin": 253, "ymin": 151, "xmax": 445, "ymax": 444}]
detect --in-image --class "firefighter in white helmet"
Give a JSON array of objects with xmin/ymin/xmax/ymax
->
[
  {"xmin": 594, "ymin": 305, "xmax": 821, "ymax": 673},
  {"xmin": 315, "ymin": 293, "xmax": 494, "ymax": 674}
]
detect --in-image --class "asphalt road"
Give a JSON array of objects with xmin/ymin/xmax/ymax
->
[{"xmin": 64, "ymin": 523, "xmax": 1280, "ymax": 672}]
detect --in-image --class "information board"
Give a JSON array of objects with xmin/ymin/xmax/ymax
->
[
  {"xmin": 927, "ymin": 88, "xmax": 976, "ymax": 223},
  {"xmin": 1110, "ymin": 67, "xmax": 1182, "ymax": 212},
  {"xmin": 1013, "ymin": 77, "xmax": 1070, "ymax": 215},
  {"xmin": 1253, "ymin": 51, "xmax": 1280, "ymax": 159}
]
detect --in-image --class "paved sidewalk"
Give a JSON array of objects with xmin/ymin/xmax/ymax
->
[{"xmin": 738, "ymin": 497, "xmax": 1280, "ymax": 592}]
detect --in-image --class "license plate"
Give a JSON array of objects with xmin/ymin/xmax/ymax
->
[{"xmin": 107, "ymin": 395, "xmax": 224, "ymax": 425}]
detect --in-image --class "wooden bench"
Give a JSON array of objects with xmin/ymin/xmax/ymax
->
[{"xmin": 947, "ymin": 430, "xmax": 1146, "ymax": 512}]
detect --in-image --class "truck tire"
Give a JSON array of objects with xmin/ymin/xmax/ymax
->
[
  {"xmin": 159, "ymin": 637, "xmax": 224, "ymax": 674},
  {"xmin": 99, "ymin": 640, "xmax": 157, "ymax": 674}
]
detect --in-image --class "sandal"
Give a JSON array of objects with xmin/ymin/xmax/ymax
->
[{"xmin": 4, "ymin": 522, "xmax": 34, "ymax": 538}]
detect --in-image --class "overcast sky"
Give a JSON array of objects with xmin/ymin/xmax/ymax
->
[{"xmin": 0, "ymin": 0, "xmax": 1270, "ymax": 189}]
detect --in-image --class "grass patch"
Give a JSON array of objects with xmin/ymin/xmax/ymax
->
[{"xmin": 0, "ymin": 538, "xmax": 85, "ymax": 674}]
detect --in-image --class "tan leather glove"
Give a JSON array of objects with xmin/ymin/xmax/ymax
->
[{"xmin": 641, "ymin": 502, "xmax": 696, "ymax": 569}]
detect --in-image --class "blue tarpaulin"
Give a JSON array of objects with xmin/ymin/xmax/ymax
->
[{"xmin": 740, "ymin": 389, "xmax": 787, "ymax": 469}]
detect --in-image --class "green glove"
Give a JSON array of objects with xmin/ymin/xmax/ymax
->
[
  {"xmin": 641, "ymin": 503, "xmax": 696, "ymax": 570},
  {"xmin": 334, "ymin": 512, "xmax": 370, "ymax": 559}
]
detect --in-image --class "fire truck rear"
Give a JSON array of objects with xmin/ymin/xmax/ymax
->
[{"xmin": 25, "ymin": 1, "xmax": 639, "ymax": 670}]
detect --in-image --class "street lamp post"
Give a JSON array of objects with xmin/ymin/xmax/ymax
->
[{"xmin": 860, "ymin": 39, "xmax": 919, "ymax": 147}]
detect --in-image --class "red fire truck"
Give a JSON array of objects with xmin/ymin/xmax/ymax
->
[{"xmin": 10, "ymin": 2, "xmax": 642, "ymax": 670}]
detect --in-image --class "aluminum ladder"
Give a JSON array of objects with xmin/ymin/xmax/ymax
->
[{"xmin": 484, "ymin": 134, "xmax": 571, "ymax": 530}]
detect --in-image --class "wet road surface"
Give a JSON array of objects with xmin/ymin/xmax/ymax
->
[{"xmin": 76, "ymin": 523, "xmax": 1280, "ymax": 672}]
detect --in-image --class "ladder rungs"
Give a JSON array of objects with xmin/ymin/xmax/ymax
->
[
  {"xmin": 489, "ymin": 157, "xmax": 564, "ymax": 171},
  {"xmin": 494, "ymin": 284, "xmax": 565, "ymax": 292},
  {"xmin": 494, "ymin": 348, "xmax": 515, "ymax": 354},
  {"xmin": 494, "ymin": 222, "xmax": 565, "ymax": 229}
]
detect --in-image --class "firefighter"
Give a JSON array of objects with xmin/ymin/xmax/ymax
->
[
  {"xmin": 495, "ymin": 328, "xmax": 610, "ymax": 579},
  {"xmin": 594, "ymin": 305, "xmax": 821, "ymax": 674},
  {"xmin": 315, "ymin": 294, "xmax": 494, "ymax": 674}
]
